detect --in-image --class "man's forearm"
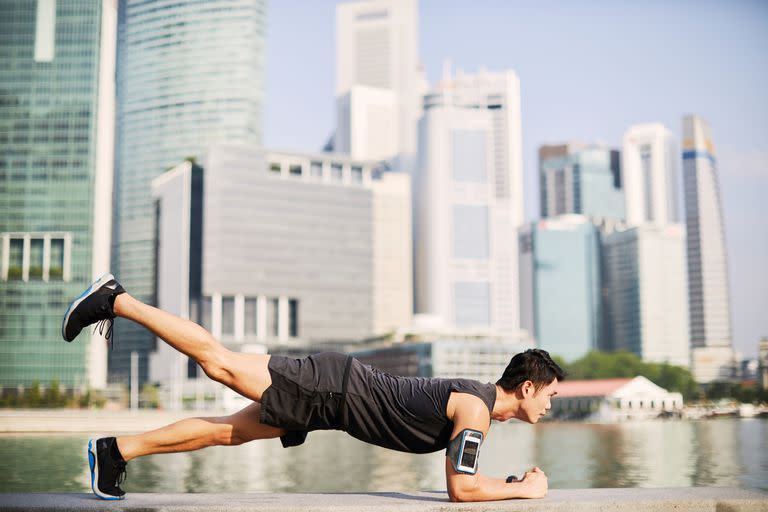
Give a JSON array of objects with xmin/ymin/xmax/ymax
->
[{"xmin": 449, "ymin": 474, "xmax": 544, "ymax": 502}]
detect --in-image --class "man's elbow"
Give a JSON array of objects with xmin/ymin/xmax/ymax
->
[{"xmin": 447, "ymin": 483, "xmax": 479, "ymax": 502}]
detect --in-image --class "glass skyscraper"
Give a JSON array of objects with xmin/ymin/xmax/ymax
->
[
  {"xmin": 539, "ymin": 144, "xmax": 624, "ymax": 222},
  {"xmin": 518, "ymin": 216, "xmax": 601, "ymax": 362},
  {"xmin": 682, "ymin": 115, "xmax": 735, "ymax": 382},
  {"xmin": 0, "ymin": 0, "xmax": 116, "ymax": 389},
  {"xmin": 112, "ymin": 0, "xmax": 266, "ymax": 383}
]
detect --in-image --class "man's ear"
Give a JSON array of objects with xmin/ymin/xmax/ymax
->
[{"xmin": 521, "ymin": 380, "xmax": 534, "ymax": 398}]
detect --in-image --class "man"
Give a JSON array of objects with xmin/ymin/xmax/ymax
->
[{"xmin": 63, "ymin": 274, "xmax": 564, "ymax": 502}]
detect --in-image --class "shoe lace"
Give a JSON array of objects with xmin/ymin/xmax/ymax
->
[
  {"xmin": 113, "ymin": 459, "xmax": 127, "ymax": 487},
  {"xmin": 93, "ymin": 318, "xmax": 115, "ymax": 348}
]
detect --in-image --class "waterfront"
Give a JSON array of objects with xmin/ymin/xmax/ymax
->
[{"xmin": 0, "ymin": 417, "xmax": 765, "ymax": 493}]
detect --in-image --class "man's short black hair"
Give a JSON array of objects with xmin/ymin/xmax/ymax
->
[{"xmin": 496, "ymin": 349, "xmax": 566, "ymax": 393}]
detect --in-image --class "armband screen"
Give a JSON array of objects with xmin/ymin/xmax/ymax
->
[{"xmin": 446, "ymin": 429, "xmax": 483, "ymax": 475}]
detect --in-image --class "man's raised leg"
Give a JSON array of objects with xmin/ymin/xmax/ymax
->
[{"xmin": 112, "ymin": 293, "xmax": 273, "ymax": 402}]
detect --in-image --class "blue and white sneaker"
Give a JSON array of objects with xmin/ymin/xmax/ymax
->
[
  {"xmin": 62, "ymin": 273, "xmax": 125, "ymax": 343},
  {"xmin": 87, "ymin": 437, "xmax": 127, "ymax": 500}
]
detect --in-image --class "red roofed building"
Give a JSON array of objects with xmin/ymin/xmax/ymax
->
[{"xmin": 550, "ymin": 376, "xmax": 683, "ymax": 421}]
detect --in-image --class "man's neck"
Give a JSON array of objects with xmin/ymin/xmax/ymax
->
[{"xmin": 491, "ymin": 384, "xmax": 521, "ymax": 422}]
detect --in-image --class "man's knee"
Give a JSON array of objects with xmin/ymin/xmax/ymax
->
[
  {"xmin": 199, "ymin": 349, "xmax": 234, "ymax": 385},
  {"xmin": 212, "ymin": 418, "xmax": 247, "ymax": 446}
]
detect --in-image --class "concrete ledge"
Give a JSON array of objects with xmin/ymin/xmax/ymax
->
[{"xmin": 0, "ymin": 488, "xmax": 766, "ymax": 512}]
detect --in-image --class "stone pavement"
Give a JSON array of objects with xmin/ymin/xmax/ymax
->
[{"xmin": 0, "ymin": 488, "xmax": 766, "ymax": 511}]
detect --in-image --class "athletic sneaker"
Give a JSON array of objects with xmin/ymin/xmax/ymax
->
[
  {"xmin": 87, "ymin": 437, "xmax": 127, "ymax": 500},
  {"xmin": 61, "ymin": 273, "xmax": 125, "ymax": 343}
]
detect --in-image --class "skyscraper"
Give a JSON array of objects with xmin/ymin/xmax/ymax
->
[
  {"xmin": 413, "ymin": 68, "xmax": 524, "ymax": 336},
  {"xmin": 0, "ymin": 0, "xmax": 117, "ymax": 389},
  {"xmin": 518, "ymin": 216, "xmax": 601, "ymax": 362},
  {"xmin": 112, "ymin": 0, "xmax": 266, "ymax": 383},
  {"xmin": 539, "ymin": 144, "xmax": 624, "ymax": 222},
  {"xmin": 682, "ymin": 115, "xmax": 735, "ymax": 382},
  {"xmin": 334, "ymin": 0, "xmax": 423, "ymax": 168},
  {"xmin": 622, "ymin": 123, "xmax": 679, "ymax": 226},
  {"xmin": 603, "ymin": 225, "xmax": 690, "ymax": 367}
]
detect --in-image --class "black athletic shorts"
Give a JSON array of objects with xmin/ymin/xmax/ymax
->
[{"xmin": 260, "ymin": 352, "xmax": 353, "ymax": 448}]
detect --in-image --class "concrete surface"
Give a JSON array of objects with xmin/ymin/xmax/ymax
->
[
  {"xmin": 0, "ymin": 488, "xmax": 766, "ymax": 512},
  {"xmin": 0, "ymin": 409, "xmax": 204, "ymax": 433}
]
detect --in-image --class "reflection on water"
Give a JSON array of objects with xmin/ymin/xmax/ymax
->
[{"xmin": 0, "ymin": 418, "xmax": 765, "ymax": 493}]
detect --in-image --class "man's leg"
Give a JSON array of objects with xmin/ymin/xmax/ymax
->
[
  {"xmin": 113, "ymin": 293, "xmax": 272, "ymax": 402},
  {"xmin": 116, "ymin": 402, "xmax": 286, "ymax": 460}
]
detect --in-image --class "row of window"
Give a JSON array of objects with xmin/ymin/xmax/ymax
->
[
  {"xmin": 0, "ymin": 233, "xmax": 71, "ymax": 282},
  {"xmin": 193, "ymin": 295, "xmax": 298, "ymax": 340},
  {"xmin": 269, "ymin": 160, "xmax": 366, "ymax": 184}
]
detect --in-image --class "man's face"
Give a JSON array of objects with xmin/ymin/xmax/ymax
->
[{"xmin": 520, "ymin": 378, "xmax": 559, "ymax": 423}]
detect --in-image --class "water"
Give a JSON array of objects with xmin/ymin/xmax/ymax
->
[{"xmin": 1, "ymin": 418, "xmax": 766, "ymax": 493}]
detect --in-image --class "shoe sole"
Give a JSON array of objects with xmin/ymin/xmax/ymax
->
[
  {"xmin": 61, "ymin": 273, "xmax": 115, "ymax": 342},
  {"xmin": 87, "ymin": 439, "xmax": 124, "ymax": 500}
]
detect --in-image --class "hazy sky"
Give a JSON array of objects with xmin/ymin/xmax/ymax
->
[{"xmin": 262, "ymin": 0, "xmax": 768, "ymax": 359}]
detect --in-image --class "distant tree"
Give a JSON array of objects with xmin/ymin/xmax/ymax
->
[{"xmin": 556, "ymin": 351, "xmax": 699, "ymax": 400}]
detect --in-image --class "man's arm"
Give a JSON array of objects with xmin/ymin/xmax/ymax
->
[{"xmin": 445, "ymin": 394, "xmax": 548, "ymax": 502}]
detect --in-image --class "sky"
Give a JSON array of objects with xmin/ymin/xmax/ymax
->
[{"xmin": 262, "ymin": 0, "xmax": 768, "ymax": 359}]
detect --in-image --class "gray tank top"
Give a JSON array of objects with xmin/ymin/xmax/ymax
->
[{"xmin": 343, "ymin": 358, "xmax": 497, "ymax": 453}]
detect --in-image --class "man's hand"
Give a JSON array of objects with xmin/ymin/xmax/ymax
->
[{"xmin": 520, "ymin": 467, "xmax": 548, "ymax": 498}]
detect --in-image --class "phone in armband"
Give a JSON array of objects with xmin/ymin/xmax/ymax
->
[{"xmin": 447, "ymin": 429, "xmax": 483, "ymax": 475}]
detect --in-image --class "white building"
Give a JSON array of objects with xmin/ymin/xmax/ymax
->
[
  {"xmin": 413, "ymin": 68, "xmax": 524, "ymax": 337},
  {"xmin": 335, "ymin": 0, "xmax": 424, "ymax": 168},
  {"xmin": 603, "ymin": 224, "xmax": 690, "ymax": 367},
  {"xmin": 682, "ymin": 115, "xmax": 735, "ymax": 383},
  {"xmin": 622, "ymin": 123, "xmax": 679, "ymax": 226},
  {"xmin": 550, "ymin": 376, "xmax": 684, "ymax": 421},
  {"xmin": 150, "ymin": 144, "xmax": 412, "ymax": 408}
]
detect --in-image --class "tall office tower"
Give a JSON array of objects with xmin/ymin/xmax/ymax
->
[
  {"xmin": 539, "ymin": 144, "xmax": 624, "ymax": 222},
  {"xmin": 334, "ymin": 0, "xmax": 423, "ymax": 168},
  {"xmin": 682, "ymin": 115, "xmax": 735, "ymax": 382},
  {"xmin": 0, "ymin": 0, "xmax": 116, "ymax": 390},
  {"xmin": 622, "ymin": 124, "xmax": 679, "ymax": 226},
  {"xmin": 151, "ymin": 144, "xmax": 412, "ymax": 406},
  {"xmin": 602, "ymin": 225, "xmax": 690, "ymax": 367},
  {"xmin": 518, "ymin": 216, "xmax": 601, "ymax": 362},
  {"xmin": 113, "ymin": 0, "xmax": 266, "ymax": 383},
  {"xmin": 414, "ymin": 68, "xmax": 524, "ymax": 336}
]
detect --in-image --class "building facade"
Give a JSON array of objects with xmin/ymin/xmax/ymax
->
[
  {"xmin": 150, "ymin": 144, "xmax": 412, "ymax": 406},
  {"xmin": 0, "ymin": 0, "xmax": 116, "ymax": 390},
  {"xmin": 414, "ymin": 68, "xmax": 525, "ymax": 338},
  {"xmin": 539, "ymin": 144, "xmax": 624, "ymax": 222},
  {"xmin": 112, "ymin": 0, "xmax": 266, "ymax": 383},
  {"xmin": 682, "ymin": 115, "xmax": 735, "ymax": 383},
  {"xmin": 518, "ymin": 216, "xmax": 601, "ymax": 362},
  {"xmin": 602, "ymin": 225, "xmax": 690, "ymax": 367},
  {"xmin": 622, "ymin": 123, "xmax": 679, "ymax": 226}
]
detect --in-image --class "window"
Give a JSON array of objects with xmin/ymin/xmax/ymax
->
[
  {"xmin": 221, "ymin": 296, "xmax": 235, "ymax": 336},
  {"xmin": 454, "ymin": 282, "xmax": 490, "ymax": 327},
  {"xmin": 351, "ymin": 166, "xmax": 363, "ymax": 184},
  {"xmin": 331, "ymin": 163, "xmax": 343, "ymax": 181},
  {"xmin": 8, "ymin": 239, "xmax": 23, "ymax": 280},
  {"xmin": 267, "ymin": 298, "xmax": 279, "ymax": 337},
  {"xmin": 452, "ymin": 205, "xmax": 489, "ymax": 259},
  {"xmin": 310, "ymin": 161, "xmax": 323, "ymax": 178},
  {"xmin": 452, "ymin": 129, "xmax": 487, "ymax": 183},
  {"xmin": 244, "ymin": 297, "xmax": 258, "ymax": 335},
  {"xmin": 200, "ymin": 296, "xmax": 212, "ymax": 331},
  {"xmin": 29, "ymin": 239, "xmax": 44, "ymax": 279},
  {"xmin": 289, "ymin": 164, "xmax": 302, "ymax": 177},
  {"xmin": 289, "ymin": 299, "xmax": 299, "ymax": 337},
  {"xmin": 49, "ymin": 238, "xmax": 64, "ymax": 280},
  {"xmin": 269, "ymin": 162, "xmax": 281, "ymax": 174}
]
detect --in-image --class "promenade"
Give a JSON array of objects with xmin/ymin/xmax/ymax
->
[{"xmin": 0, "ymin": 488, "xmax": 767, "ymax": 511}]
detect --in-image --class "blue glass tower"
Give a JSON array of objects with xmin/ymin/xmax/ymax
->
[
  {"xmin": 0, "ymin": 0, "xmax": 115, "ymax": 389},
  {"xmin": 112, "ymin": 0, "xmax": 266, "ymax": 383}
]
